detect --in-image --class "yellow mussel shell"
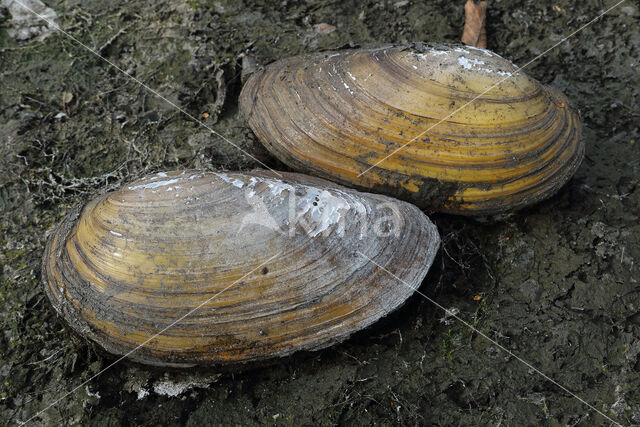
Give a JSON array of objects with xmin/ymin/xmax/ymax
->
[
  {"xmin": 240, "ymin": 43, "xmax": 584, "ymax": 215},
  {"xmin": 42, "ymin": 170, "xmax": 439, "ymax": 367}
]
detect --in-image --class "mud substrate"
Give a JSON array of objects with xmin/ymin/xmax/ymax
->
[{"xmin": 0, "ymin": 0, "xmax": 638, "ymax": 424}]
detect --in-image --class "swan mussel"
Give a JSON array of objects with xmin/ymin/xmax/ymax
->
[
  {"xmin": 42, "ymin": 170, "xmax": 440, "ymax": 367},
  {"xmin": 240, "ymin": 43, "xmax": 584, "ymax": 215}
]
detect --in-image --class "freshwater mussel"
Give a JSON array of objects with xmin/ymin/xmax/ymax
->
[
  {"xmin": 240, "ymin": 43, "xmax": 584, "ymax": 215},
  {"xmin": 42, "ymin": 170, "xmax": 440, "ymax": 367}
]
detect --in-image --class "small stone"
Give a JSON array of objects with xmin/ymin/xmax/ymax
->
[
  {"xmin": 590, "ymin": 221, "xmax": 607, "ymax": 239},
  {"xmin": 142, "ymin": 111, "xmax": 160, "ymax": 123},
  {"xmin": 520, "ymin": 278, "xmax": 543, "ymax": 302},
  {"xmin": 61, "ymin": 91, "xmax": 73, "ymax": 105},
  {"xmin": 241, "ymin": 54, "xmax": 259, "ymax": 83},
  {"xmin": 20, "ymin": 112, "xmax": 41, "ymax": 122},
  {"xmin": 313, "ymin": 23, "xmax": 336, "ymax": 34}
]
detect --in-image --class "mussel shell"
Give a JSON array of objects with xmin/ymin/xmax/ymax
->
[
  {"xmin": 240, "ymin": 43, "xmax": 584, "ymax": 215},
  {"xmin": 42, "ymin": 170, "xmax": 439, "ymax": 367}
]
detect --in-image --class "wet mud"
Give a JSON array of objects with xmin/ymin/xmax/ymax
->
[{"xmin": 0, "ymin": 0, "xmax": 638, "ymax": 424}]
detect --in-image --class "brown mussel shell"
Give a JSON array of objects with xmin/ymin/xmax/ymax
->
[
  {"xmin": 240, "ymin": 43, "xmax": 584, "ymax": 215},
  {"xmin": 42, "ymin": 170, "xmax": 440, "ymax": 367}
]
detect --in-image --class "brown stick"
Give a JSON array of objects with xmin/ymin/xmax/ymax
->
[{"xmin": 461, "ymin": 0, "xmax": 487, "ymax": 48}]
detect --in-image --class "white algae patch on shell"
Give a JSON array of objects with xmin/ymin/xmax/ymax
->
[{"xmin": 42, "ymin": 170, "xmax": 440, "ymax": 367}]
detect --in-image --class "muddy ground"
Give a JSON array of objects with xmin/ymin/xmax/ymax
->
[{"xmin": 0, "ymin": 0, "xmax": 639, "ymax": 425}]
